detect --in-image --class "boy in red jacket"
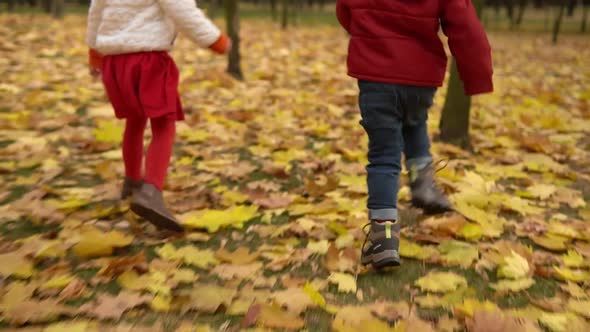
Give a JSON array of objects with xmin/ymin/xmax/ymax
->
[{"xmin": 336, "ymin": 0, "xmax": 493, "ymax": 269}]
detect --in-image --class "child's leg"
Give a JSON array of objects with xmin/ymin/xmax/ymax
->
[
  {"xmin": 358, "ymin": 80, "xmax": 403, "ymax": 269},
  {"xmin": 403, "ymin": 116, "xmax": 433, "ymax": 175},
  {"xmin": 401, "ymin": 87, "xmax": 452, "ymax": 214},
  {"xmin": 144, "ymin": 115, "xmax": 176, "ymax": 190},
  {"xmin": 130, "ymin": 114, "xmax": 182, "ymax": 232},
  {"xmin": 123, "ymin": 116, "xmax": 148, "ymax": 181}
]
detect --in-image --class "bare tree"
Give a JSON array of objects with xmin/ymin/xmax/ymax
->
[
  {"xmin": 225, "ymin": 0, "xmax": 244, "ymax": 80},
  {"xmin": 553, "ymin": 2, "xmax": 566, "ymax": 44},
  {"xmin": 438, "ymin": 0, "xmax": 484, "ymax": 149}
]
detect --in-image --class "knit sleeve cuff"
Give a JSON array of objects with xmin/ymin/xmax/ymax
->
[
  {"xmin": 208, "ymin": 34, "xmax": 230, "ymax": 54},
  {"xmin": 89, "ymin": 49, "xmax": 103, "ymax": 70}
]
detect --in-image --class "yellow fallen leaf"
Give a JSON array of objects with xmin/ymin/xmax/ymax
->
[
  {"xmin": 93, "ymin": 120, "xmax": 123, "ymax": 144},
  {"xmin": 415, "ymin": 271, "xmax": 468, "ymax": 293},
  {"xmin": 399, "ymin": 237, "xmax": 438, "ymax": 260},
  {"xmin": 526, "ymin": 184, "xmax": 557, "ymax": 200},
  {"xmin": 328, "ymin": 273, "xmax": 357, "ymax": 293},
  {"xmin": 497, "ymin": 251, "xmax": 530, "ymax": 279},
  {"xmin": 458, "ymin": 223, "xmax": 483, "ymax": 241},
  {"xmin": 156, "ymin": 244, "xmax": 219, "ymax": 269},
  {"xmin": 554, "ymin": 267, "xmax": 590, "ymax": 282},
  {"xmin": 0, "ymin": 281, "xmax": 36, "ymax": 311},
  {"xmin": 44, "ymin": 320, "xmax": 98, "ymax": 332},
  {"xmin": 539, "ymin": 312, "xmax": 569, "ymax": 332},
  {"xmin": 490, "ymin": 278, "xmax": 535, "ymax": 292},
  {"xmin": 257, "ymin": 303, "xmax": 305, "ymax": 330},
  {"xmin": 303, "ymin": 282, "xmax": 327, "ymax": 309},
  {"xmin": 0, "ymin": 252, "xmax": 35, "ymax": 278},
  {"xmin": 72, "ymin": 226, "xmax": 134, "ymax": 258},
  {"xmin": 181, "ymin": 205, "xmax": 258, "ymax": 232},
  {"xmin": 307, "ymin": 240, "xmax": 330, "ymax": 255},
  {"xmin": 454, "ymin": 299, "xmax": 499, "ymax": 318},
  {"xmin": 41, "ymin": 274, "xmax": 75, "ymax": 291},
  {"xmin": 150, "ymin": 295, "xmax": 171, "ymax": 312},
  {"xmin": 562, "ymin": 250, "xmax": 585, "ymax": 268}
]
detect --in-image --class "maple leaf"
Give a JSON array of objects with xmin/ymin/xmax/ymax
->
[
  {"xmin": 497, "ymin": 251, "xmax": 531, "ymax": 279},
  {"xmin": 212, "ymin": 262, "xmax": 263, "ymax": 281},
  {"xmin": 0, "ymin": 251, "xmax": 35, "ymax": 278},
  {"xmin": 328, "ymin": 272, "xmax": 357, "ymax": 293},
  {"xmin": 4, "ymin": 299, "xmax": 73, "ymax": 325},
  {"xmin": 181, "ymin": 205, "xmax": 258, "ymax": 232},
  {"xmin": 79, "ymin": 291, "xmax": 152, "ymax": 320},
  {"xmin": 215, "ymin": 247, "xmax": 260, "ymax": 265},
  {"xmin": 187, "ymin": 284, "xmax": 237, "ymax": 313},
  {"xmin": 256, "ymin": 303, "xmax": 305, "ymax": 330},
  {"xmin": 271, "ymin": 287, "xmax": 316, "ymax": 314},
  {"xmin": 72, "ymin": 225, "xmax": 134, "ymax": 258}
]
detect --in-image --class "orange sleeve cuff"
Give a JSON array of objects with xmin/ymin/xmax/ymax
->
[
  {"xmin": 209, "ymin": 34, "xmax": 230, "ymax": 54},
  {"xmin": 89, "ymin": 49, "xmax": 103, "ymax": 70}
]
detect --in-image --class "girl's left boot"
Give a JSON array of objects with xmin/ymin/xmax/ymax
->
[
  {"xmin": 121, "ymin": 177, "xmax": 143, "ymax": 200},
  {"xmin": 130, "ymin": 183, "xmax": 184, "ymax": 233}
]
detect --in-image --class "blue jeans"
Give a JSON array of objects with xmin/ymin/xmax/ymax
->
[{"xmin": 358, "ymin": 80, "xmax": 436, "ymax": 221}]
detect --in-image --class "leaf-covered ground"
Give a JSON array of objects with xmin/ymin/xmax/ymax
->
[{"xmin": 0, "ymin": 14, "xmax": 589, "ymax": 332}]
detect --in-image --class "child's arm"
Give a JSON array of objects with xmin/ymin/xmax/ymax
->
[
  {"xmin": 441, "ymin": 0, "xmax": 493, "ymax": 96},
  {"xmin": 336, "ymin": 0, "xmax": 351, "ymax": 33},
  {"xmin": 158, "ymin": 0, "xmax": 230, "ymax": 54},
  {"xmin": 86, "ymin": 0, "xmax": 104, "ymax": 71}
]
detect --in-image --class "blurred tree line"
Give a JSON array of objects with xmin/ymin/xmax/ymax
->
[{"xmin": 0, "ymin": 0, "xmax": 588, "ymax": 148}]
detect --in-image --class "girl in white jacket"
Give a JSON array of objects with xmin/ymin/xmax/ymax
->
[{"xmin": 87, "ymin": 0, "xmax": 230, "ymax": 232}]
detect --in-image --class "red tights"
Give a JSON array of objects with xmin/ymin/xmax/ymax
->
[{"xmin": 122, "ymin": 115, "xmax": 175, "ymax": 191}]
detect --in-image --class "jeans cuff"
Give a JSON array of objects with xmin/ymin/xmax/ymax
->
[
  {"xmin": 369, "ymin": 208, "xmax": 398, "ymax": 221},
  {"xmin": 406, "ymin": 156, "xmax": 433, "ymax": 171}
]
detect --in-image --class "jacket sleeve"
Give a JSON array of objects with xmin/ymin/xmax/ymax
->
[
  {"xmin": 441, "ymin": 0, "xmax": 493, "ymax": 96},
  {"xmin": 336, "ymin": 0, "xmax": 351, "ymax": 33},
  {"xmin": 86, "ymin": 0, "xmax": 104, "ymax": 49},
  {"xmin": 158, "ymin": 0, "xmax": 222, "ymax": 48}
]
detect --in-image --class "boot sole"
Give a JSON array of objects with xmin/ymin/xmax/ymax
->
[
  {"xmin": 361, "ymin": 250, "xmax": 401, "ymax": 270},
  {"xmin": 131, "ymin": 203, "xmax": 185, "ymax": 233},
  {"xmin": 412, "ymin": 199, "xmax": 454, "ymax": 216}
]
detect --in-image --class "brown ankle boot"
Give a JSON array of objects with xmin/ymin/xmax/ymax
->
[
  {"xmin": 130, "ymin": 183, "xmax": 184, "ymax": 233},
  {"xmin": 410, "ymin": 163, "xmax": 453, "ymax": 215},
  {"xmin": 121, "ymin": 177, "xmax": 143, "ymax": 200}
]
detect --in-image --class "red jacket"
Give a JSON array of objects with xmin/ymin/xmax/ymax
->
[{"xmin": 336, "ymin": 0, "xmax": 493, "ymax": 95}]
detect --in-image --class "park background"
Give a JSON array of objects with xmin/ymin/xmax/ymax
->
[{"xmin": 0, "ymin": 1, "xmax": 589, "ymax": 331}]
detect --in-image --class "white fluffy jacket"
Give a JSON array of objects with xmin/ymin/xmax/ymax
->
[{"xmin": 87, "ymin": 0, "xmax": 221, "ymax": 55}]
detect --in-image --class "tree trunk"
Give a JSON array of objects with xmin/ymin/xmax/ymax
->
[
  {"xmin": 270, "ymin": 0, "xmax": 277, "ymax": 20},
  {"xmin": 51, "ymin": 0, "xmax": 64, "ymax": 18},
  {"xmin": 553, "ymin": 3, "xmax": 566, "ymax": 44},
  {"xmin": 281, "ymin": 0, "xmax": 289, "ymax": 29},
  {"xmin": 567, "ymin": 0, "xmax": 577, "ymax": 16},
  {"xmin": 439, "ymin": 61, "xmax": 472, "ymax": 149},
  {"xmin": 208, "ymin": 0, "xmax": 219, "ymax": 19},
  {"xmin": 225, "ymin": 0, "xmax": 243, "ymax": 80},
  {"xmin": 41, "ymin": 0, "xmax": 51, "ymax": 13},
  {"xmin": 515, "ymin": 0, "xmax": 528, "ymax": 26},
  {"xmin": 582, "ymin": 4, "xmax": 588, "ymax": 32},
  {"xmin": 438, "ymin": 0, "xmax": 484, "ymax": 149},
  {"xmin": 7, "ymin": 0, "xmax": 17, "ymax": 11}
]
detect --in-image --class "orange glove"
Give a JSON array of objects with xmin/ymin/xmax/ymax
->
[
  {"xmin": 209, "ymin": 34, "xmax": 231, "ymax": 55},
  {"xmin": 89, "ymin": 49, "xmax": 103, "ymax": 71}
]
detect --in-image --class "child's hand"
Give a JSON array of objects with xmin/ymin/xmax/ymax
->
[
  {"xmin": 209, "ymin": 34, "xmax": 231, "ymax": 55},
  {"xmin": 90, "ymin": 67, "xmax": 101, "ymax": 79}
]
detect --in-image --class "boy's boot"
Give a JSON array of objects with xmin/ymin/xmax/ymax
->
[
  {"xmin": 121, "ymin": 177, "xmax": 143, "ymax": 200},
  {"xmin": 131, "ymin": 183, "xmax": 184, "ymax": 233},
  {"xmin": 361, "ymin": 220, "xmax": 401, "ymax": 269},
  {"xmin": 410, "ymin": 163, "xmax": 453, "ymax": 215}
]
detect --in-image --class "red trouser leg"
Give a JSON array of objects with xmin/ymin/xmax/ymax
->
[
  {"xmin": 144, "ymin": 115, "xmax": 175, "ymax": 191},
  {"xmin": 122, "ymin": 117, "xmax": 147, "ymax": 181}
]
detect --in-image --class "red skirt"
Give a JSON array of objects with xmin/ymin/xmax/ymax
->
[{"xmin": 101, "ymin": 52, "xmax": 184, "ymax": 121}]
